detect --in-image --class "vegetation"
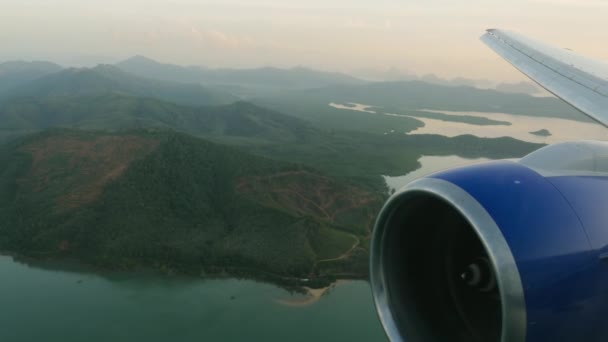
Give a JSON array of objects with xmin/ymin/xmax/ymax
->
[
  {"xmin": 0, "ymin": 64, "xmax": 237, "ymax": 107},
  {"xmin": 309, "ymin": 226, "xmax": 357, "ymax": 260},
  {"xmin": 0, "ymin": 61, "xmax": 62, "ymax": 95},
  {"xmin": 0, "ymin": 130, "xmax": 383, "ymax": 285},
  {"xmin": 530, "ymin": 129, "xmax": 552, "ymax": 137},
  {"xmin": 116, "ymin": 55, "xmax": 366, "ymax": 97},
  {"xmin": 247, "ymin": 131, "xmax": 544, "ymax": 191},
  {"xmin": 0, "ymin": 65, "xmax": 550, "ymax": 287},
  {"xmin": 0, "ymin": 94, "xmax": 319, "ymax": 144},
  {"xmin": 0, "ymin": 92, "xmax": 543, "ymax": 193},
  {"xmin": 256, "ymin": 96, "xmax": 424, "ymax": 134},
  {"xmin": 255, "ymin": 80, "xmax": 591, "ymax": 135}
]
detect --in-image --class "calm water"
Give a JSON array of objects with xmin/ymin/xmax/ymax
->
[
  {"xmin": 330, "ymin": 102, "xmax": 608, "ymax": 144},
  {"xmin": 384, "ymin": 155, "xmax": 492, "ymax": 193},
  {"xmin": 406, "ymin": 109, "xmax": 608, "ymax": 144},
  {"xmin": 0, "ymin": 256, "xmax": 386, "ymax": 342},
  {"xmin": 8, "ymin": 103, "xmax": 579, "ymax": 342}
]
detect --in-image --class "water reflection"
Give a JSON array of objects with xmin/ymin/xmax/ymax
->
[
  {"xmin": 329, "ymin": 102, "xmax": 608, "ymax": 144},
  {"xmin": 0, "ymin": 256, "xmax": 386, "ymax": 342},
  {"xmin": 408, "ymin": 109, "xmax": 608, "ymax": 144},
  {"xmin": 384, "ymin": 155, "xmax": 492, "ymax": 193}
]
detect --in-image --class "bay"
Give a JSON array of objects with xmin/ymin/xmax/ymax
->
[{"xmin": 0, "ymin": 256, "xmax": 386, "ymax": 342}]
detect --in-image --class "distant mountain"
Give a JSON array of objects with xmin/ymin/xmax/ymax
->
[
  {"xmin": 351, "ymin": 68, "xmax": 497, "ymax": 88},
  {"xmin": 351, "ymin": 67, "xmax": 418, "ymax": 82},
  {"xmin": 256, "ymin": 80, "xmax": 588, "ymax": 128},
  {"xmin": 496, "ymin": 81, "xmax": 541, "ymax": 95},
  {"xmin": 0, "ymin": 93, "xmax": 318, "ymax": 145},
  {"xmin": 116, "ymin": 56, "xmax": 205, "ymax": 84},
  {"xmin": 116, "ymin": 55, "xmax": 366, "ymax": 96},
  {"xmin": 0, "ymin": 60, "xmax": 62, "ymax": 75},
  {"xmin": 0, "ymin": 61, "xmax": 63, "ymax": 94},
  {"xmin": 0, "ymin": 91, "xmax": 543, "ymax": 196},
  {"xmin": 0, "ymin": 129, "xmax": 382, "ymax": 281},
  {"xmin": 351, "ymin": 68, "xmax": 545, "ymax": 95},
  {"xmin": 1, "ymin": 64, "xmax": 237, "ymax": 107},
  {"xmin": 416, "ymin": 74, "xmax": 497, "ymax": 89},
  {"xmin": 419, "ymin": 74, "xmax": 476, "ymax": 87}
]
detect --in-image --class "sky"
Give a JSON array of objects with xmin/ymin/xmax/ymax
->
[{"xmin": 1, "ymin": 0, "xmax": 608, "ymax": 81}]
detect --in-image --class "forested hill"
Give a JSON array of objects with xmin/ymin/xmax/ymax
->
[
  {"xmin": 0, "ymin": 61, "xmax": 63, "ymax": 94},
  {"xmin": 0, "ymin": 64, "xmax": 237, "ymax": 107},
  {"xmin": 0, "ymin": 92, "xmax": 545, "ymax": 193},
  {"xmin": 0, "ymin": 129, "xmax": 383, "ymax": 282},
  {"xmin": 116, "ymin": 55, "xmax": 366, "ymax": 89},
  {"xmin": 256, "ymin": 80, "xmax": 588, "ymax": 124},
  {"xmin": 0, "ymin": 94, "xmax": 319, "ymax": 145}
]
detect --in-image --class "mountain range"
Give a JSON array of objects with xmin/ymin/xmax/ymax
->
[
  {"xmin": 0, "ymin": 93, "xmax": 317, "ymax": 145},
  {"xmin": 116, "ymin": 55, "xmax": 366, "ymax": 92},
  {"xmin": 351, "ymin": 67, "xmax": 541, "ymax": 95},
  {"xmin": 0, "ymin": 61, "xmax": 62, "ymax": 94},
  {"xmin": 0, "ymin": 58, "xmax": 552, "ymax": 187},
  {"xmin": 255, "ymin": 80, "xmax": 587, "ymax": 135},
  {"xmin": 0, "ymin": 56, "xmax": 551, "ymax": 284},
  {"xmin": 0, "ymin": 64, "xmax": 237, "ymax": 107}
]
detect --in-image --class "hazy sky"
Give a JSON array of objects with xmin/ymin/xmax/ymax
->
[{"xmin": 2, "ymin": 0, "xmax": 608, "ymax": 81}]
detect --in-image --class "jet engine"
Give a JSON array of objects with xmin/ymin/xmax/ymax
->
[{"xmin": 371, "ymin": 141, "xmax": 608, "ymax": 342}]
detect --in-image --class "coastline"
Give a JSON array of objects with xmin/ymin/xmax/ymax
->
[
  {"xmin": 0, "ymin": 252, "xmax": 362, "ymax": 294},
  {"xmin": 276, "ymin": 280, "xmax": 350, "ymax": 307}
]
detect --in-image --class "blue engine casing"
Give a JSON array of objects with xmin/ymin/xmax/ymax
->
[{"xmin": 370, "ymin": 141, "xmax": 608, "ymax": 342}]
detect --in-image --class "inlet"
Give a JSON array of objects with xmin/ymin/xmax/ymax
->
[{"xmin": 370, "ymin": 178, "xmax": 526, "ymax": 342}]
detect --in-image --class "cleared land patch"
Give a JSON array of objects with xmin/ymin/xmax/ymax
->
[{"xmin": 20, "ymin": 134, "xmax": 159, "ymax": 211}]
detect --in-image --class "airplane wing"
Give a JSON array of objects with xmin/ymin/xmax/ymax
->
[{"xmin": 481, "ymin": 28, "xmax": 608, "ymax": 127}]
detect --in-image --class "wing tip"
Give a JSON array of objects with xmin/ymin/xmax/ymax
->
[{"xmin": 483, "ymin": 28, "xmax": 503, "ymax": 39}]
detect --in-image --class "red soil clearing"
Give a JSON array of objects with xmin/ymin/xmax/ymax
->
[{"xmin": 21, "ymin": 134, "xmax": 160, "ymax": 211}]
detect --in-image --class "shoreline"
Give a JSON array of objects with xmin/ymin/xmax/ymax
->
[
  {"xmin": 0, "ymin": 252, "xmax": 363, "ymax": 293},
  {"xmin": 276, "ymin": 280, "xmax": 349, "ymax": 307}
]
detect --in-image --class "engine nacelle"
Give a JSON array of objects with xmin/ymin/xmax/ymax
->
[{"xmin": 371, "ymin": 141, "xmax": 608, "ymax": 342}]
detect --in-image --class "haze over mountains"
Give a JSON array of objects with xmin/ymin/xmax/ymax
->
[
  {"xmin": 0, "ymin": 56, "xmax": 546, "ymax": 108},
  {"xmin": 0, "ymin": 55, "xmax": 565, "ymax": 285},
  {"xmin": 116, "ymin": 56, "xmax": 543, "ymax": 97},
  {"xmin": 254, "ymin": 80, "xmax": 586, "ymax": 137},
  {"xmin": 351, "ymin": 66, "xmax": 542, "ymax": 95},
  {"xmin": 0, "ymin": 94, "xmax": 318, "ymax": 145},
  {"xmin": 0, "ymin": 64, "xmax": 237, "ymax": 107},
  {"xmin": 0, "ymin": 56, "xmax": 580, "ymax": 181},
  {"xmin": 0, "ymin": 61, "xmax": 63, "ymax": 94},
  {"xmin": 116, "ymin": 55, "xmax": 366, "ymax": 94}
]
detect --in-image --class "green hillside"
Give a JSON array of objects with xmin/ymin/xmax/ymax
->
[
  {"xmin": 0, "ymin": 94, "xmax": 318, "ymax": 144},
  {"xmin": 1, "ymin": 65, "xmax": 237, "ymax": 107},
  {"xmin": 255, "ymin": 80, "xmax": 590, "ymax": 134},
  {"xmin": 0, "ymin": 60, "xmax": 63, "ymax": 95},
  {"xmin": 0, "ymin": 67, "xmax": 550, "ymax": 286},
  {"xmin": 249, "ymin": 131, "xmax": 545, "ymax": 191},
  {"xmin": 0, "ymin": 129, "xmax": 383, "ymax": 284},
  {"xmin": 0, "ymin": 92, "xmax": 544, "ymax": 193}
]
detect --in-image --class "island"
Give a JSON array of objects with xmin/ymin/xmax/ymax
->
[{"xmin": 530, "ymin": 129, "xmax": 552, "ymax": 137}]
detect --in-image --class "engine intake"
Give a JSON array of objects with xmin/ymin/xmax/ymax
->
[
  {"xmin": 371, "ymin": 178, "xmax": 526, "ymax": 342},
  {"xmin": 372, "ymin": 143, "xmax": 608, "ymax": 342}
]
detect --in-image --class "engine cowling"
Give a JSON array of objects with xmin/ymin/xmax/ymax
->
[{"xmin": 370, "ymin": 141, "xmax": 608, "ymax": 342}]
